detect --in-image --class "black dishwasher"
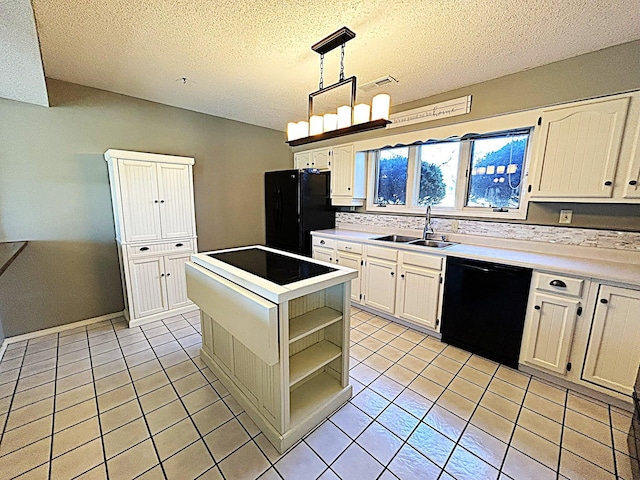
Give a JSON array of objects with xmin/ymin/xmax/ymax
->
[{"xmin": 441, "ymin": 257, "xmax": 532, "ymax": 369}]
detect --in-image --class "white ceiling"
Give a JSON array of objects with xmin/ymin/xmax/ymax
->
[
  {"xmin": 0, "ymin": 0, "xmax": 48, "ymax": 107},
  {"xmin": 27, "ymin": 0, "xmax": 640, "ymax": 131}
]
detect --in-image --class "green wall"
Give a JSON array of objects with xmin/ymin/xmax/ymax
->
[{"xmin": 0, "ymin": 79, "xmax": 292, "ymax": 337}]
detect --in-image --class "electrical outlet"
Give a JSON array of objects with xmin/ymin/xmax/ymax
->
[
  {"xmin": 559, "ymin": 210, "xmax": 573, "ymax": 224},
  {"xmin": 451, "ymin": 219, "xmax": 459, "ymax": 232}
]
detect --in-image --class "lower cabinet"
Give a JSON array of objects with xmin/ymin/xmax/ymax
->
[
  {"xmin": 582, "ymin": 284, "xmax": 640, "ymax": 396},
  {"xmin": 363, "ymin": 257, "xmax": 397, "ymax": 314},
  {"xmin": 397, "ymin": 263, "xmax": 442, "ymax": 331},
  {"xmin": 521, "ymin": 291, "xmax": 581, "ymax": 375},
  {"xmin": 335, "ymin": 250, "xmax": 362, "ymax": 303},
  {"xmin": 121, "ymin": 239, "xmax": 196, "ymax": 325}
]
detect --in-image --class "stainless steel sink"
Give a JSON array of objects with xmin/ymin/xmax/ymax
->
[
  {"xmin": 373, "ymin": 235, "xmax": 421, "ymax": 243},
  {"xmin": 408, "ymin": 239, "xmax": 458, "ymax": 249}
]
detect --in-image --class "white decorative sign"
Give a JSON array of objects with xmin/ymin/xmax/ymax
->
[{"xmin": 388, "ymin": 95, "xmax": 472, "ymax": 128}]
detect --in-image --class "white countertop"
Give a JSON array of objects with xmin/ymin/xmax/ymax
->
[
  {"xmin": 190, "ymin": 245, "xmax": 358, "ymax": 303},
  {"xmin": 312, "ymin": 229, "xmax": 640, "ymax": 287}
]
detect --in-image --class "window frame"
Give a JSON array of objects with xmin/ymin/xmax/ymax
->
[{"xmin": 364, "ymin": 113, "xmax": 537, "ymax": 220}]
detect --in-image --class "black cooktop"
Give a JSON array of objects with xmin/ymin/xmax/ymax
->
[{"xmin": 207, "ymin": 248, "xmax": 336, "ymax": 286}]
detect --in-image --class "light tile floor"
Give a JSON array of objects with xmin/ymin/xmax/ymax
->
[{"xmin": 0, "ymin": 307, "xmax": 638, "ymax": 479}]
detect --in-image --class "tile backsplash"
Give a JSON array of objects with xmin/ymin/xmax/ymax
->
[{"xmin": 335, "ymin": 212, "xmax": 640, "ymax": 252}]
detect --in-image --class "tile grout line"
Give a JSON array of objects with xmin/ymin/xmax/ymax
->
[
  {"xmin": 86, "ymin": 324, "xmax": 112, "ymax": 480},
  {"xmin": 554, "ymin": 387, "xmax": 568, "ymax": 480},
  {"xmin": 113, "ymin": 321, "xmax": 171, "ymax": 479},
  {"xmin": 46, "ymin": 333, "xmax": 60, "ymax": 480}
]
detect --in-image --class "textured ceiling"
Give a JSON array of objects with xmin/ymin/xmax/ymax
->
[
  {"xmin": 0, "ymin": 0, "xmax": 48, "ymax": 106},
  {"xmin": 31, "ymin": 0, "xmax": 640, "ymax": 131}
]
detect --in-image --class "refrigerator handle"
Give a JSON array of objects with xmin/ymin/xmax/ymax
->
[{"xmin": 272, "ymin": 187, "xmax": 281, "ymax": 229}]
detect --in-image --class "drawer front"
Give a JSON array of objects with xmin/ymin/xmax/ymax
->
[
  {"xmin": 401, "ymin": 252, "xmax": 442, "ymax": 271},
  {"xmin": 366, "ymin": 245, "xmax": 398, "ymax": 262},
  {"xmin": 128, "ymin": 239, "xmax": 193, "ymax": 258},
  {"xmin": 535, "ymin": 272, "xmax": 584, "ymax": 297},
  {"xmin": 312, "ymin": 236, "xmax": 335, "ymax": 249},
  {"xmin": 337, "ymin": 241, "xmax": 363, "ymax": 254}
]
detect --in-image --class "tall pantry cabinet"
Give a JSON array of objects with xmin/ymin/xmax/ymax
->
[{"xmin": 104, "ymin": 149, "xmax": 198, "ymax": 327}]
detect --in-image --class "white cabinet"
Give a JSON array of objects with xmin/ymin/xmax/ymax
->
[
  {"xmin": 129, "ymin": 257, "xmax": 167, "ymax": 318},
  {"xmin": 116, "ymin": 159, "xmax": 195, "ymax": 242},
  {"xmin": 529, "ymin": 94, "xmax": 640, "ymax": 202},
  {"xmin": 105, "ymin": 149, "xmax": 198, "ymax": 327},
  {"xmin": 294, "ymin": 144, "xmax": 366, "ymax": 206},
  {"xmin": 335, "ymin": 241, "xmax": 363, "ymax": 304},
  {"xmin": 330, "ymin": 146, "xmax": 367, "ymax": 207},
  {"xmin": 396, "ymin": 252, "xmax": 443, "ymax": 331},
  {"xmin": 311, "ymin": 236, "xmax": 335, "ymax": 264},
  {"xmin": 293, "ymin": 149, "xmax": 330, "ymax": 170},
  {"xmin": 363, "ymin": 247, "xmax": 398, "ymax": 315},
  {"xmin": 520, "ymin": 272, "xmax": 585, "ymax": 375},
  {"xmin": 582, "ymin": 285, "xmax": 640, "ymax": 396}
]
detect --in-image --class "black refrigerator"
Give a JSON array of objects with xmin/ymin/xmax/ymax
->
[{"xmin": 265, "ymin": 169, "xmax": 335, "ymax": 256}]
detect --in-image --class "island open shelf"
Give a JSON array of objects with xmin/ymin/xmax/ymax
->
[{"xmin": 185, "ymin": 245, "xmax": 357, "ymax": 453}]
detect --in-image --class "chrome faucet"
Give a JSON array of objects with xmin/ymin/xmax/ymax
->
[{"xmin": 423, "ymin": 205, "xmax": 434, "ymax": 240}]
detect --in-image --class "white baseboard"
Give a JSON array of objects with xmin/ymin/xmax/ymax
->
[{"xmin": 0, "ymin": 311, "xmax": 125, "ymax": 361}]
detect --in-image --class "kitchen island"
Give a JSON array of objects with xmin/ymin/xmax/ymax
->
[{"xmin": 185, "ymin": 245, "xmax": 357, "ymax": 453}]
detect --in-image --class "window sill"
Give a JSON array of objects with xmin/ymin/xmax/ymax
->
[{"xmin": 365, "ymin": 203, "xmax": 529, "ymax": 220}]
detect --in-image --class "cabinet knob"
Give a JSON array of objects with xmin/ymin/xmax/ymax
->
[
  {"xmin": 160, "ymin": 273, "xmax": 165, "ymax": 277},
  {"xmin": 604, "ymin": 181, "xmax": 613, "ymax": 186},
  {"xmin": 154, "ymin": 200, "xmax": 159, "ymax": 203},
  {"xmin": 139, "ymin": 247, "xmax": 149, "ymax": 251},
  {"xmin": 320, "ymin": 240, "xmax": 325, "ymax": 245},
  {"xmin": 347, "ymin": 187, "xmax": 351, "ymax": 191},
  {"xmin": 390, "ymin": 272, "xmax": 394, "ymax": 276},
  {"xmin": 549, "ymin": 279, "xmax": 567, "ymax": 288},
  {"xmin": 329, "ymin": 257, "xmax": 332, "ymax": 261},
  {"xmin": 630, "ymin": 180, "xmax": 638, "ymax": 186},
  {"xmin": 600, "ymin": 298, "xmax": 608, "ymax": 304},
  {"xmin": 160, "ymin": 200, "xmax": 165, "ymax": 203},
  {"xmin": 166, "ymin": 273, "xmax": 171, "ymax": 277},
  {"xmin": 175, "ymin": 243, "xmax": 183, "ymax": 247},
  {"xmin": 400, "ymin": 274, "xmax": 405, "ymax": 278},
  {"xmin": 534, "ymin": 305, "xmax": 541, "ymax": 310}
]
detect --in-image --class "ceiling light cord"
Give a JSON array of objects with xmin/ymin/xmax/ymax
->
[
  {"xmin": 319, "ymin": 53, "xmax": 324, "ymax": 90},
  {"xmin": 340, "ymin": 44, "xmax": 345, "ymax": 81}
]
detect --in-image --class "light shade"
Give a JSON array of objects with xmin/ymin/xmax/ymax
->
[
  {"xmin": 371, "ymin": 93, "xmax": 391, "ymax": 120},
  {"xmin": 353, "ymin": 104, "xmax": 371, "ymax": 124},
  {"xmin": 287, "ymin": 122, "xmax": 298, "ymax": 141},
  {"xmin": 297, "ymin": 121, "xmax": 309, "ymax": 138},
  {"xmin": 310, "ymin": 115, "xmax": 324, "ymax": 135},
  {"xmin": 337, "ymin": 106, "xmax": 352, "ymax": 129},
  {"xmin": 323, "ymin": 113, "xmax": 338, "ymax": 132}
]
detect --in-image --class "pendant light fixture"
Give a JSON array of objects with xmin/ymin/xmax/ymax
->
[{"xmin": 286, "ymin": 27, "xmax": 392, "ymax": 146}]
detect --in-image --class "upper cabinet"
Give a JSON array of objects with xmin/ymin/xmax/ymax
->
[
  {"xmin": 105, "ymin": 150, "xmax": 196, "ymax": 243},
  {"xmin": 294, "ymin": 144, "xmax": 366, "ymax": 206},
  {"xmin": 530, "ymin": 94, "xmax": 640, "ymax": 203}
]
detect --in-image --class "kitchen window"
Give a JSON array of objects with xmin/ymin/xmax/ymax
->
[{"xmin": 368, "ymin": 128, "xmax": 532, "ymax": 219}]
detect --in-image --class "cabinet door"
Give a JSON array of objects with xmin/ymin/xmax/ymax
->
[
  {"xmin": 532, "ymin": 97, "xmax": 629, "ymax": 199},
  {"xmin": 156, "ymin": 163, "xmax": 195, "ymax": 239},
  {"xmin": 364, "ymin": 258, "xmax": 397, "ymax": 314},
  {"xmin": 583, "ymin": 285, "xmax": 640, "ymax": 395},
  {"xmin": 521, "ymin": 293, "xmax": 579, "ymax": 375},
  {"xmin": 201, "ymin": 311, "xmax": 213, "ymax": 357},
  {"xmin": 622, "ymin": 121, "xmax": 640, "ymax": 199},
  {"xmin": 336, "ymin": 252, "xmax": 362, "ymax": 303},
  {"xmin": 311, "ymin": 148, "xmax": 330, "ymax": 170},
  {"xmin": 330, "ymin": 145, "xmax": 355, "ymax": 197},
  {"xmin": 118, "ymin": 160, "xmax": 162, "ymax": 242},
  {"xmin": 397, "ymin": 265, "xmax": 441, "ymax": 330},
  {"xmin": 164, "ymin": 253, "xmax": 192, "ymax": 309},
  {"xmin": 294, "ymin": 151, "xmax": 311, "ymax": 169},
  {"xmin": 312, "ymin": 247, "xmax": 334, "ymax": 264},
  {"xmin": 129, "ymin": 257, "xmax": 167, "ymax": 318}
]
